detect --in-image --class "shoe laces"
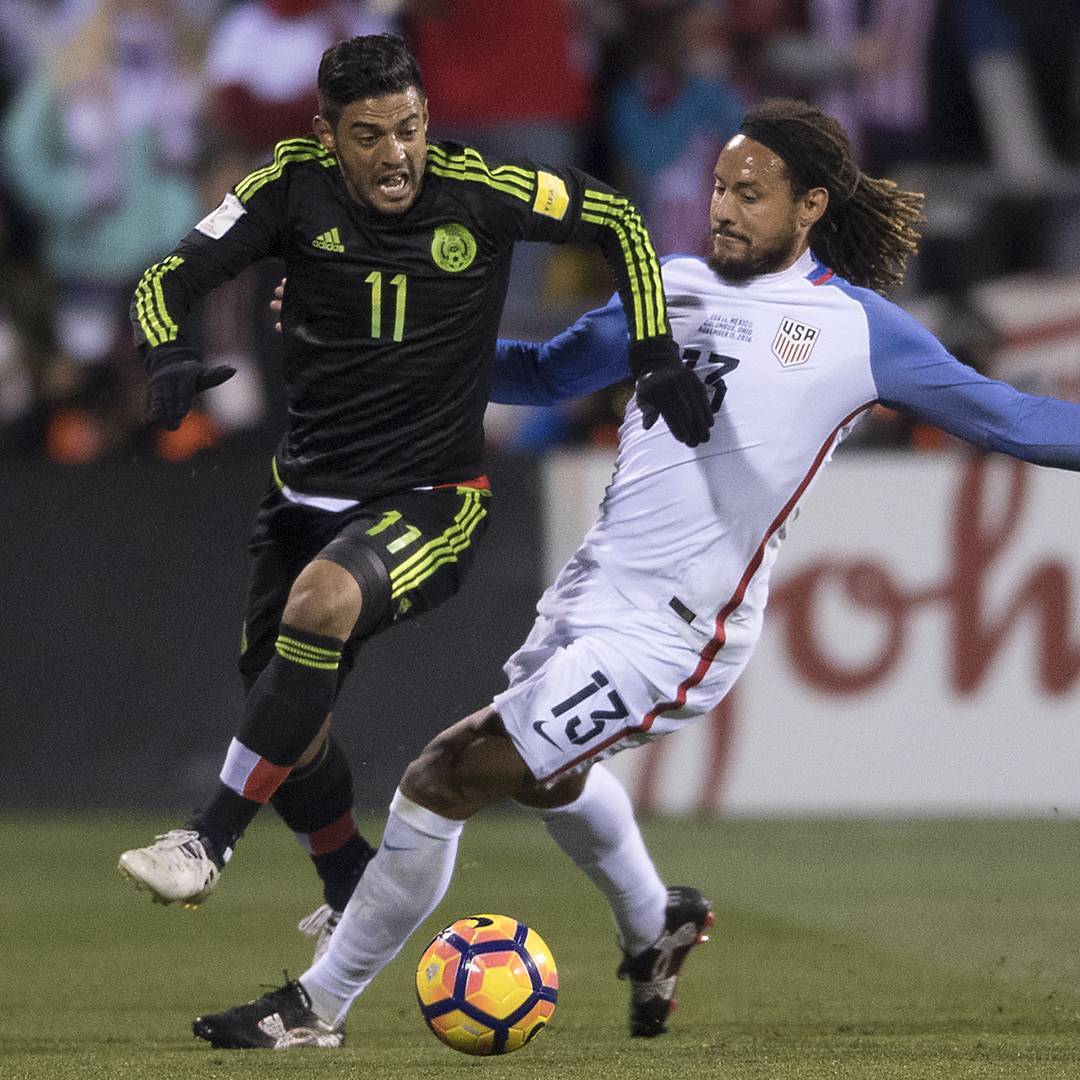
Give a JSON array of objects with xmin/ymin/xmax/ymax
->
[
  {"xmin": 153, "ymin": 830, "xmax": 214, "ymax": 866},
  {"xmin": 148, "ymin": 830, "xmax": 219, "ymax": 887},
  {"xmin": 256, "ymin": 971, "xmax": 302, "ymax": 1000},
  {"xmin": 152, "ymin": 828, "xmax": 203, "ymax": 849},
  {"xmin": 298, "ymin": 903, "xmax": 341, "ymax": 937}
]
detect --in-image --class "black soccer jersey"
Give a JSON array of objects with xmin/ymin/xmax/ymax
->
[{"xmin": 131, "ymin": 137, "xmax": 673, "ymax": 498}]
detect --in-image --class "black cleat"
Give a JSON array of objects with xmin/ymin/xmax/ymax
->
[
  {"xmin": 192, "ymin": 979, "xmax": 344, "ymax": 1049},
  {"xmin": 617, "ymin": 885, "xmax": 713, "ymax": 1037}
]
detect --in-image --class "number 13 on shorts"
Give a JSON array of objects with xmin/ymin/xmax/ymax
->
[{"xmin": 537, "ymin": 670, "xmax": 628, "ymax": 748}]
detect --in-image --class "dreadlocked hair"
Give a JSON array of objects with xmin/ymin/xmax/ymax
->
[{"xmin": 744, "ymin": 99, "xmax": 925, "ymax": 295}]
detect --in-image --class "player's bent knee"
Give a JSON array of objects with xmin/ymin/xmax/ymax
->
[
  {"xmin": 283, "ymin": 559, "xmax": 362, "ymax": 638},
  {"xmin": 318, "ymin": 528, "xmax": 392, "ymax": 638},
  {"xmin": 516, "ymin": 767, "xmax": 589, "ymax": 810},
  {"xmin": 400, "ymin": 708, "xmax": 524, "ymax": 819},
  {"xmin": 400, "ymin": 751, "xmax": 472, "ymax": 819}
]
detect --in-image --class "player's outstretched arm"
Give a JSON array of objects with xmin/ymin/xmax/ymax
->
[
  {"xmin": 133, "ymin": 214, "xmax": 260, "ymax": 429},
  {"xmin": 491, "ymin": 295, "xmax": 715, "ymax": 445},
  {"xmin": 864, "ymin": 291, "xmax": 1080, "ymax": 470},
  {"xmin": 490, "ymin": 295, "xmax": 631, "ymax": 406},
  {"xmin": 134, "ymin": 249, "xmax": 242, "ymax": 429},
  {"xmin": 134, "ymin": 144, "xmax": 291, "ymax": 429}
]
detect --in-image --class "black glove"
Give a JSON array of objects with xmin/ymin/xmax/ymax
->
[
  {"xmin": 629, "ymin": 339, "xmax": 714, "ymax": 448},
  {"xmin": 146, "ymin": 353, "xmax": 236, "ymax": 430}
]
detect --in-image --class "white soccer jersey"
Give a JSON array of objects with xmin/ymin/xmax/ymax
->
[{"xmin": 584, "ymin": 251, "xmax": 877, "ymax": 646}]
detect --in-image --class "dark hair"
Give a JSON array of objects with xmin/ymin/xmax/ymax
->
[
  {"xmin": 740, "ymin": 99, "xmax": 924, "ymax": 294},
  {"xmin": 316, "ymin": 34, "xmax": 425, "ymax": 128}
]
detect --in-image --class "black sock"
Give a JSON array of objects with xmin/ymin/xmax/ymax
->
[
  {"xmin": 316, "ymin": 835, "xmax": 375, "ymax": 910},
  {"xmin": 187, "ymin": 786, "xmax": 258, "ymax": 866},
  {"xmin": 192, "ymin": 624, "xmax": 344, "ymax": 861},
  {"xmin": 271, "ymin": 735, "xmax": 375, "ymax": 909}
]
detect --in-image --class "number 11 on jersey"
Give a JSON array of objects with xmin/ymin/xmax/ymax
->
[{"xmin": 364, "ymin": 270, "xmax": 407, "ymax": 342}]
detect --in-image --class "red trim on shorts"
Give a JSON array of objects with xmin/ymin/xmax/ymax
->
[
  {"xmin": 305, "ymin": 811, "xmax": 358, "ymax": 856},
  {"xmin": 538, "ymin": 402, "xmax": 875, "ymax": 783},
  {"xmin": 431, "ymin": 475, "xmax": 490, "ymax": 491},
  {"xmin": 242, "ymin": 757, "xmax": 292, "ymax": 802}
]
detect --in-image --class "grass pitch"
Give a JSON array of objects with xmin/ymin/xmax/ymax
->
[{"xmin": 3, "ymin": 813, "xmax": 1080, "ymax": 1079}]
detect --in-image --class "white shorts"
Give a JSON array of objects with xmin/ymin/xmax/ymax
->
[{"xmin": 492, "ymin": 554, "xmax": 761, "ymax": 784}]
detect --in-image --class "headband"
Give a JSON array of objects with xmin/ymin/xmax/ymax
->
[{"xmin": 737, "ymin": 119, "xmax": 860, "ymax": 204}]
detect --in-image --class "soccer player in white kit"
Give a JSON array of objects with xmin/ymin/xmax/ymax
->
[{"xmin": 192, "ymin": 99, "xmax": 1080, "ymax": 1049}]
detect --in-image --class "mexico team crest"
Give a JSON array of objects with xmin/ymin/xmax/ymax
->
[
  {"xmin": 431, "ymin": 223, "xmax": 477, "ymax": 272},
  {"xmin": 772, "ymin": 317, "xmax": 820, "ymax": 367}
]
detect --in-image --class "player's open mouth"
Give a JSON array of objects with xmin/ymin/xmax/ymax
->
[{"xmin": 377, "ymin": 173, "xmax": 410, "ymax": 200}]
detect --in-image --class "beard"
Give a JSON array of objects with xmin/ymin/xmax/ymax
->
[{"xmin": 706, "ymin": 229, "xmax": 800, "ymax": 283}]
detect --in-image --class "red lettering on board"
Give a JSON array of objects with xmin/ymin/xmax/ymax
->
[{"xmin": 770, "ymin": 457, "xmax": 1080, "ymax": 696}]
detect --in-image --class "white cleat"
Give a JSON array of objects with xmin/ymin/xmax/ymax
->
[
  {"xmin": 118, "ymin": 829, "xmax": 221, "ymax": 908},
  {"xmin": 298, "ymin": 903, "xmax": 342, "ymax": 965}
]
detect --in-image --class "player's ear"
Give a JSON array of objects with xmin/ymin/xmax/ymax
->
[
  {"xmin": 313, "ymin": 115, "xmax": 335, "ymax": 153},
  {"xmin": 799, "ymin": 186, "xmax": 828, "ymax": 229}
]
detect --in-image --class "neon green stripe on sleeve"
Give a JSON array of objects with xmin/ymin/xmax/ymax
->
[
  {"xmin": 134, "ymin": 256, "xmax": 185, "ymax": 347},
  {"xmin": 581, "ymin": 208, "xmax": 647, "ymax": 338},
  {"xmin": 584, "ymin": 191, "xmax": 667, "ymax": 338}
]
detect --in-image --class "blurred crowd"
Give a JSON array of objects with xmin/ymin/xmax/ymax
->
[{"xmin": 0, "ymin": 0, "xmax": 1078, "ymax": 462}]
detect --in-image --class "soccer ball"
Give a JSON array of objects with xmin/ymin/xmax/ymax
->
[{"xmin": 415, "ymin": 913, "xmax": 558, "ymax": 1055}]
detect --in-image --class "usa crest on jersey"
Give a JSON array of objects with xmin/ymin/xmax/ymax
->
[{"xmin": 772, "ymin": 318, "xmax": 820, "ymax": 367}]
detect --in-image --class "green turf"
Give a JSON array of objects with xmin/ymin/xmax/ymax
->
[{"xmin": 2, "ymin": 813, "xmax": 1080, "ymax": 1079}]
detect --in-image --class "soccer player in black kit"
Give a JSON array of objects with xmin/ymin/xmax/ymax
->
[{"xmin": 118, "ymin": 34, "xmax": 712, "ymax": 946}]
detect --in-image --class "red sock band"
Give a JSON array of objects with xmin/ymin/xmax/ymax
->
[
  {"xmin": 221, "ymin": 738, "xmax": 292, "ymax": 803},
  {"xmin": 242, "ymin": 757, "xmax": 292, "ymax": 802},
  {"xmin": 301, "ymin": 811, "xmax": 358, "ymax": 856}
]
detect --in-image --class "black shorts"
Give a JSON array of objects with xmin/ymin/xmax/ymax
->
[{"xmin": 239, "ymin": 478, "xmax": 492, "ymax": 686}]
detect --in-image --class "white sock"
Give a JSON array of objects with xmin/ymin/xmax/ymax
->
[
  {"xmin": 301, "ymin": 789, "xmax": 464, "ymax": 1027},
  {"xmin": 534, "ymin": 765, "xmax": 667, "ymax": 956}
]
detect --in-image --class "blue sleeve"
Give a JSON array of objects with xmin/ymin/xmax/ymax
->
[
  {"xmin": 490, "ymin": 294, "xmax": 631, "ymax": 406},
  {"xmin": 858, "ymin": 289, "xmax": 1080, "ymax": 470}
]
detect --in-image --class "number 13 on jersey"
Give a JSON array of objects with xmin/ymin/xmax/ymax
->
[{"xmin": 364, "ymin": 270, "xmax": 407, "ymax": 342}]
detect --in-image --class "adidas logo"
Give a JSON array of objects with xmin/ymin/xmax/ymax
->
[{"xmin": 312, "ymin": 227, "xmax": 345, "ymax": 253}]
